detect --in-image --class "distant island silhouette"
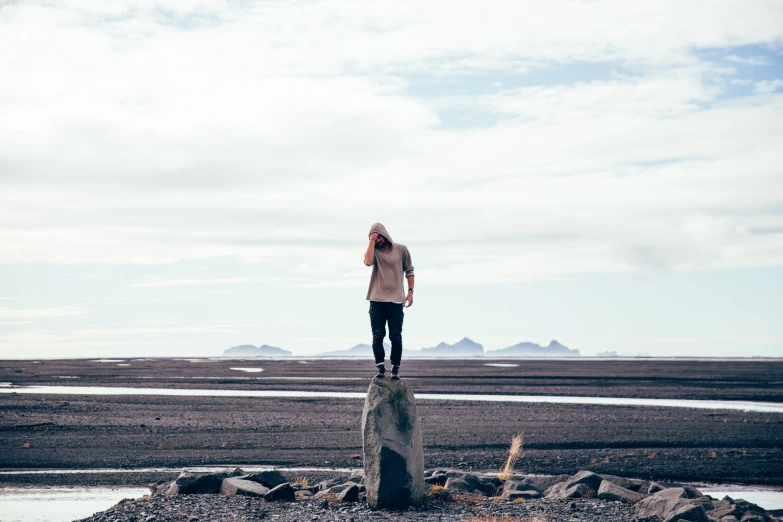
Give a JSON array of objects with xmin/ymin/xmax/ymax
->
[
  {"xmin": 222, "ymin": 338, "xmax": 580, "ymax": 357},
  {"xmin": 223, "ymin": 344, "xmax": 293, "ymax": 357}
]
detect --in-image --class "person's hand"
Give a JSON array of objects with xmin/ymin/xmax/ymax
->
[
  {"xmin": 369, "ymin": 232, "xmax": 378, "ymax": 241},
  {"xmin": 404, "ymin": 293, "xmax": 413, "ymax": 308}
]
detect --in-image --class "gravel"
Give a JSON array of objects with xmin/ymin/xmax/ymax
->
[{"xmin": 77, "ymin": 494, "xmax": 649, "ymax": 522}]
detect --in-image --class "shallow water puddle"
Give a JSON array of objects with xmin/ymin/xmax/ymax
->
[
  {"xmin": 1, "ymin": 385, "xmax": 782, "ymax": 412},
  {"xmin": 229, "ymin": 367, "xmax": 264, "ymax": 372},
  {"xmin": 0, "ymin": 487, "xmax": 149, "ymax": 522},
  {"xmin": 696, "ymin": 485, "xmax": 783, "ymax": 510},
  {"xmin": 484, "ymin": 363, "xmax": 519, "ymax": 367}
]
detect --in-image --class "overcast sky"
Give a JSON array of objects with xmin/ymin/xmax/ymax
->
[{"xmin": 1, "ymin": 1, "xmax": 782, "ymax": 359}]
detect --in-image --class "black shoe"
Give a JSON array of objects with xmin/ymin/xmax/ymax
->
[
  {"xmin": 390, "ymin": 365, "xmax": 400, "ymax": 380},
  {"xmin": 375, "ymin": 364, "xmax": 386, "ymax": 379}
]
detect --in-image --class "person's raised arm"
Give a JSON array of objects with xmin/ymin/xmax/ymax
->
[{"xmin": 364, "ymin": 232, "xmax": 378, "ymax": 266}]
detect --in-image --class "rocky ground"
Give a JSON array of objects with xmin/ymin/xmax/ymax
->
[
  {"xmin": 76, "ymin": 493, "xmax": 641, "ymax": 522},
  {"xmin": 2, "ymin": 359, "xmax": 783, "ymax": 488},
  {"xmin": 74, "ymin": 467, "xmax": 779, "ymax": 522}
]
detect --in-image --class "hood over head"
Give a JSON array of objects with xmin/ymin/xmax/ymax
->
[{"xmin": 369, "ymin": 222, "xmax": 393, "ymax": 245}]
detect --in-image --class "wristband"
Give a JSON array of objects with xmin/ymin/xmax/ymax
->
[{"xmin": 408, "ymin": 288, "xmax": 414, "ymax": 293}]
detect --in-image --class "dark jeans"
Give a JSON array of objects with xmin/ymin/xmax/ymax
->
[{"xmin": 368, "ymin": 300, "xmax": 404, "ymax": 366}]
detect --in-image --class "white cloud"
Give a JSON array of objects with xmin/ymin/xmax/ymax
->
[
  {"xmin": 1, "ymin": 0, "xmax": 782, "ymax": 288},
  {"xmin": 754, "ymin": 79, "xmax": 783, "ymax": 93},
  {"xmin": 724, "ymin": 54, "xmax": 772, "ymax": 66},
  {"xmin": 0, "ymin": 306, "xmax": 87, "ymax": 319},
  {"xmin": 129, "ymin": 276, "xmax": 285, "ymax": 288},
  {"xmin": 81, "ymin": 297, "xmax": 133, "ymax": 301}
]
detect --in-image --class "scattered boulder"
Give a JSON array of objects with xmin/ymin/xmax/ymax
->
[
  {"xmin": 627, "ymin": 478, "xmax": 652, "ymax": 493},
  {"xmin": 597, "ymin": 480, "xmax": 646, "ymax": 504},
  {"xmin": 648, "ymin": 481, "xmax": 666, "ymax": 494},
  {"xmin": 520, "ymin": 474, "xmax": 569, "ymax": 494},
  {"xmin": 634, "ymin": 496, "xmax": 713, "ymax": 521},
  {"xmin": 654, "ymin": 488, "xmax": 689, "ymax": 499},
  {"xmin": 425, "ymin": 474, "xmax": 448, "ymax": 486},
  {"xmin": 460, "ymin": 473, "xmax": 481, "ymax": 490},
  {"xmin": 707, "ymin": 498, "xmax": 773, "ymax": 522},
  {"xmin": 313, "ymin": 484, "xmax": 351, "ymax": 498},
  {"xmin": 547, "ymin": 481, "xmax": 595, "ymax": 499},
  {"xmin": 444, "ymin": 478, "xmax": 473, "ymax": 492},
  {"xmin": 362, "ymin": 379, "xmax": 425, "ymax": 509},
  {"xmin": 475, "ymin": 479, "xmax": 499, "ymax": 497},
  {"xmin": 500, "ymin": 481, "xmax": 541, "ymax": 500},
  {"xmin": 148, "ymin": 480, "xmax": 170, "ymax": 496},
  {"xmin": 502, "ymin": 481, "xmax": 539, "ymax": 494},
  {"xmin": 338, "ymin": 484, "xmax": 361, "ymax": 502},
  {"xmin": 241, "ymin": 470, "xmax": 288, "ymax": 489},
  {"xmin": 654, "ymin": 486, "xmax": 705, "ymax": 500},
  {"xmin": 564, "ymin": 470, "xmax": 604, "ymax": 493},
  {"xmin": 548, "ymin": 482, "xmax": 594, "ymax": 499},
  {"xmin": 310, "ymin": 478, "xmax": 343, "ymax": 493},
  {"xmin": 665, "ymin": 503, "xmax": 711, "ymax": 522},
  {"xmin": 166, "ymin": 468, "xmax": 244, "ymax": 495},
  {"xmin": 484, "ymin": 476, "xmax": 504, "ymax": 488},
  {"xmin": 263, "ymin": 482, "xmax": 296, "ymax": 502},
  {"xmin": 503, "ymin": 489, "xmax": 541, "ymax": 500},
  {"xmin": 220, "ymin": 477, "xmax": 269, "ymax": 497},
  {"xmin": 563, "ymin": 483, "xmax": 594, "ymax": 499},
  {"xmin": 602, "ymin": 474, "xmax": 638, "ymax": 491}
]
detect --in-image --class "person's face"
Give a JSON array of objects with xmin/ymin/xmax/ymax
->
[{"xmin": 374, "ymin": 234, "xmax": 387, "ymax": 248}]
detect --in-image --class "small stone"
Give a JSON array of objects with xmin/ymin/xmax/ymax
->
[
  {"xmin": 338, "ymin": 484, "xmax": 361, "ymax": 502},
  {"xmin": 263, "ymin": 482, "xmax": 295, "ymax": 502}
]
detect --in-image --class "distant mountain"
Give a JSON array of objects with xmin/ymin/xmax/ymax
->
[
  {"xmin": 223, "ymin": 344, "xmax": 292, "ymax": 357},
  {"xmin": 414, "ymin": 337, "xmax": 484, "ymax": 357},
  {"xmin": 486, "ymin": 340, "xmax": 580, "ymax": 357},
  {"xmin": 319, "ymin": 342, "xmax": 391, "ymax": 357}
]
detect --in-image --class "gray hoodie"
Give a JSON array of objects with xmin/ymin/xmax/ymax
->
[{"xmin": 366, "ymin": 222, "xmax": 414, "ymax": 303}]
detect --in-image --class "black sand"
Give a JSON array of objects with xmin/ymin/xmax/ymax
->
[{"xmin": 1, "ymin": 358, "xmax": 781, "ymax": 487}]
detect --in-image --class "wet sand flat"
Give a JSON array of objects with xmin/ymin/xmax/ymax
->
[
  {"xmin": 2, "ymin": 357, "xmax": 782, "ymax": 401},
  {"xmin": 1, "ymin": 358, "xmax": 781, "ymax": 487}
]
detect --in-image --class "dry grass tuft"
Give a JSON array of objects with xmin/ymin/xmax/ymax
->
[
  {"xmin": 430, "ymin": 485, "xmax": 448, "ymax": 492},
  {"xmin": 292, "ymin": 476, "xmax": 310, "ymax": 489},
  {"xmin": 498, "ymin": 431, "xmax": 524, "ymax": 480}
]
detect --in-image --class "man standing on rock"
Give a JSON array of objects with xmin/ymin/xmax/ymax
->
[{"xmin": 363, "ymin": 222, "xmax": 415, "ymax": 380}]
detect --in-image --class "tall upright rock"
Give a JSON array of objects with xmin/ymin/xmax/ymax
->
[{"xmin": 361, "ymin": 378, "xmax": 425, "ymax": 509}]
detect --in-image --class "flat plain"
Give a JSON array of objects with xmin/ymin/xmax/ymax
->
[{"xmin": 1, "ymin": 357, "xmax": 781, "ymax": 487}]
